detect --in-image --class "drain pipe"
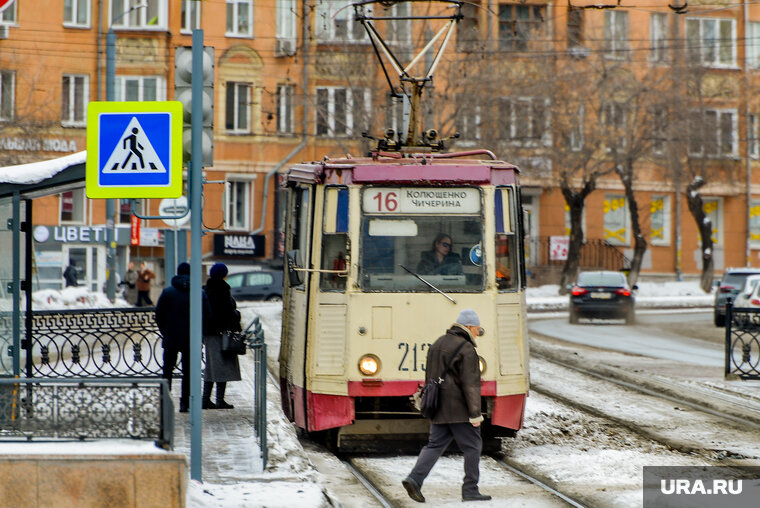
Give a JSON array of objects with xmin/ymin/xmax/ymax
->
[
  {"xmin": 252, "ymin": 5, "xmax": 310, "ymax": 235},
  {"xmin": 96, "ymin": 0, "xmax": 103, "ymax": 100}
]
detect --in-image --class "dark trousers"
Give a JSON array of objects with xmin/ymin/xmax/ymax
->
[
  {"xmin": 408, "ymin": 422, "xmax": 482, "ymax": 495},
  {"xmin": 163, "ymin": 348, "xmax": 190, "ymax": 407},
  {"xmin": 136, "ymin": 290, "xmax": 153, "ymax": 307}
]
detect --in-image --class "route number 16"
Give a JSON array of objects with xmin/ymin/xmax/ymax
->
[{"xmin": 371, "ymin": 191, "xmax": 398, "ymax": 212}]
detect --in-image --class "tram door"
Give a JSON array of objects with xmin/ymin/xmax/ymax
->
[{"xmin": 281, "ymin": 185, "xmax": 313, "ymax": 426}]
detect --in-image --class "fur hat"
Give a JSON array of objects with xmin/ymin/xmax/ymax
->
[{"xmin": 456, "ymin": 309, "xmax": 480, "ymax": 327}]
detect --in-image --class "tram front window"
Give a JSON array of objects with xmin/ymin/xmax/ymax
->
[{"xmin": 360, "ymin": 216, "xmax": 484, "ymax": 291}]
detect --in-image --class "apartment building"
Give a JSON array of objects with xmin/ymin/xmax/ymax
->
[{"xmin": 1, "ymin": 0, "xmax": 760, "ymax": 291}]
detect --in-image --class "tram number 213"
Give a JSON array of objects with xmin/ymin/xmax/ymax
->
[{"xmin": 398, "ymin": 342, "xmax": 433, "ymax": 372}]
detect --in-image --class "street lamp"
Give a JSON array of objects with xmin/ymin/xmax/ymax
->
[{"xmin": 104, "ymin": 3, "xmax": 147, "ymax": 301}]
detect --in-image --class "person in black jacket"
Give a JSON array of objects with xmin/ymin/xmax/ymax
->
[
  {"xmin": 155, "ymin": 262, "xmax": 210, "ymax": 413},
  {"xmin": 202, "ymin": 263, "xmax": 242, "ymax": 409},
  {"xmin": 402, "ymin": 309, "xmax": 491, "ymax": 503},
  {"xmin": 416, "ymin": 233, "xmax": 463, "ymax": 275}
]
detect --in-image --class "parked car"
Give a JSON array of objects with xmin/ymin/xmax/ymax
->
[
  {"xmin": 729, "ymin": 274, "xmax": 760, "ymax": 309},
  {"xmin": 568, "ymin": 270, "xmax": 636, "ymax": 324},
  {"xmin": 226, "ymin": 269, "xmax": 283, "ymax": 302},
  {"xmin": 714, "ymin": 268, "xmax": 760, "ymax": 327}
]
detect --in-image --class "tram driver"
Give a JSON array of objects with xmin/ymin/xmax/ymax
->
[{"xmin": 416, "ymin": 233, "xmax": 463, "ymax": 275}]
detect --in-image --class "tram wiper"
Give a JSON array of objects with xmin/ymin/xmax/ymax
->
[{"xmin": 399, "ymin": 264, "xmax": 457, "ymax": 304}]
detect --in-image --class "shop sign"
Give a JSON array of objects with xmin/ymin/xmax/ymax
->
[
  {"xmin": 0, "ymin": 136, "xmax": 78, "ymax": 153},
  {"xmin": 33, "ymin": 225, "xmax": 132, "ymax": 245},
  {"xmin": 130, "ymin": 215, "xmax": 140, "ymax": 246},
  {"xmin": 213, "ymin": 234, "xmax": 266, "ymax": 257}
]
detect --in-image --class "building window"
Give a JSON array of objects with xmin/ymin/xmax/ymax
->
[
  {"xmin": 181, "ymin": 0, "xmax": 201, "ymax": 33},
  {"xmin": 500, "ymin": 97, "xmax": 549, "ymax": 147},
  {"xmin": 225, "ymin": 82, "xmax": 251, "ymax": 133},
  {"xmin": 569, "ymin": 105, "xmax": 584, "ymax": 151},
  {"xmin": 0, "ymin": 71, "xmax": 14, "ymax": 121},
  {"xmin": 458, "ymin": 102, "xmax": 481, "ymax": 144},
  {"xmin": 276, "ymin": 84, "xmax": 293, "ymax": 135},
  {"xmin": 315, "ymin": 87, "xmax": 369, "ymax": 136},
  {"xmin": 64, "ymin": 0, "xmax": 90, "ymax": 27},
  {"xmin": 603, "ymin": 195, "xmax": 628, "ymax": 246},
  {"xmin": 276, "ymin": 0, "xmax": 296, "ymax": 40},
  {"xmin": 686, "ymin": 17, "xmax": 735, "ymax": 67},
  {"xmin": 650, "ymin": 195, "xmax": 670, "ymax": 246},
  {"xmin": 652, "ymin": 107, "xmax": 666, "ymax": 155},
  {"xmin": 749, "ymin": 22, "xmax": 760, "ymax": 69},
  {"xmin": 604, "ymin": 10, "xmax": 628, "ymax": 59},
  {"xmin": 60, "ymin": 189, "xmax": 86, "ymax": 223},
  {"xmin": 110, "ymin": 0, "xmax": 166, "ymax": 29},
  {"xmin": 750, "ymin": 114, "xmax": 759, "ymax": 159},
  {"xmin": 702, "ymin": 198, "xmax": 721, "ymax": 245},
  {"xmin": 499, "ymin": 4, "xmax": 546, "ymax": 51},
  {"xmin": 226, "ymin": 180, "xmax": 250, "ymax": 230},
  {"xmin": 688, "ymin": 108, "xmax": 737, "ymax": 158},
  {"xmin": 315, "ymin": 0, "xmax": 368, "ymax": 41},
  {"xmin": 650, "ymin": 13, "xmax": 667, "ymax": 63},
  {"xmin": 226, "ymin": 0, "xmax": 253, "ymax": 37},
  {"xmin": 118, "ymin": 199, "xmax": 132, "ymax": 224},
  {"xmin": 115, "ymin": 76, "xmax": 164, "ymax": 101},
  {"xmin": 62, "ymin": 75, "xmax": 88, "ymax": 127},
  {"xmin": 603, "ymin": 102, "xmax": 627, "ymax": 150},
  {"xmin": 386, "ymin": 94, "xmax": 405, "ymax": 137},
  {"xmin": 1, "ymin": 2, "xmax": 16, "ymax": 23},
  {"xmin": 388, "ymin": 1, "xmax": 412, "ymax": 45},
  {"xmin": 567, "ymin": 7, "xmax": 583, "ymax": 48},
  {"xmin": 750, "ymin": 199, "xmax": 760, "ymax": 248}
]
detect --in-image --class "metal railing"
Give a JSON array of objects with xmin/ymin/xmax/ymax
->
[
  {"xmin": 725, "ymin": 302, "xmax": 760, "ymax": 379},
  {"xmin": 25, "ymin": 308, "xmax": 176, "ymax": 378},
  {"xmin": 0, "ymin": 377, "xmax": 174, "ymax": 447},
  {"xmin": 244, "ymin": 316, "xmax": 268, "ymax": 469}
]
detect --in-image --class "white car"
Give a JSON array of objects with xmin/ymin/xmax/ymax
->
[{"xmin": 730, "ymin": 274, "xmax": 760, "ymax": 309}]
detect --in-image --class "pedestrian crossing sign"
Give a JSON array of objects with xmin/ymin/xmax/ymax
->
[{"xmin": 86, "ymin": 101, "xmax": 183, "ymax": 198}]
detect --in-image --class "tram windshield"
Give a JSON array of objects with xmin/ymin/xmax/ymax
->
[{"xmin": 359, "ymin": 187, "xmax": 484, "ymax": 292}]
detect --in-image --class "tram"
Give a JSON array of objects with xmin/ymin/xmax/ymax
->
[{"xmin": 278, "ymin": 0, "xmax": 528, "ymax": 451}]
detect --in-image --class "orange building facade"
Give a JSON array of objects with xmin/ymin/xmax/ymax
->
[{"xmin": 2, "ymin": 0, "xmax": 760, "ymax": 292}]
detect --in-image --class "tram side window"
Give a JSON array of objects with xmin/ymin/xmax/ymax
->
[
  {"xmin": 288, "ymin": 186, "xmax": 310, "ymax": 288},
  {"xmin": 495, "ymin": 187, "xmax": 518, "ymax": 290},
  {"xmin": 320, "ymin": 187, "xmax": 349, "ymax": 291}
]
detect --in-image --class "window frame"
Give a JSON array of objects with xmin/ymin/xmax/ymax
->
[
  {"xmin": 500, "ymin": 96, "xmax": 550, "ymax": 147},
  {"xmin": 315, "ymin": 86, "xmax": 370, "ymax": 137},
  {"xmin": 649, "ymin": 12, "xmax": 667, "ymax": 64},
  {"xmin": 650, "ymin": 195, "xmax": 671, "ymax": 246},
  {"xmin": 225, "ymin": 82, "xmax": 252, "ymax": 134},
  {"xmin": 750, "ymin": 114, "xmax": 759, "ymax": 160},
  {"xmin": 604, "ymin": 10, "xmax": 629, "ymax": 60},
  {"xmin": 110, "ymin": 0, "xmax": 167, "ymax": 30},
  {"xmin": 180, "ymin": 0, "xmax": 201, "ymax": 34},
  {"xmin": 114, "ymin": 75, "xmax": 165, "ymax": 102},
  {"xmin": 315, "ymin": 0, "xmax": 370, "ymax": 42},
  {"xmin": 688, "ymin": 108, "xmax": 738, "ymax": 158},
  {"xmin": 226, "ymin": 0, "xmax": 254, "ymax": 38},
  {"xmin": 685, "ymin": 17, "xmax": 736, "ymax": 68},
  {"xmin": 748, "ymin": 22, "xmax": 760, "ymax": 69},
  {"xmin": 603, "ymin": 101, "xmax": 627, "ymax": 150},
  {"xmin": 60, "ymin": 189, "xmax": 87, "ymax": 224},
  {"xmin": 225, "ymin": 179, "xmax": 252, "ymax": 231},
  {"xmin": 276, "ymin": 0, "xmax": 297, "ymax": 41},
  {"xmin": 276, "ymin": 84, "xmax": 294, "ymax": 135},
  {"xmin": 64, "ymin": 0, "xmax": 91, "ymax": 28},
  {"xmin": 0, "ymin": 2, "xmax": 16, "ymax": 24},
  {"xmin": 61, "ymin": 74, "xmax": 89, "ymax": 127},
  {"xmin": 498, "ymin": 3, "xmax": 547, "ymax": 52},
  {"xmin": 603, "ymin": 194, "xmax": 629, "ymax": 246},
  {"xmin": 0, "ymin": 70, "xmax": 14, "ymax": 122},
  {"xmin": 750, "ymin": 198, "xmax": 760, "ymax": 249}
]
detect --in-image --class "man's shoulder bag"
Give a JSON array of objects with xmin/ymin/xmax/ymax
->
[{"xmin": 412, "ymin": 340, "xmax": 468, "ymax": 418}]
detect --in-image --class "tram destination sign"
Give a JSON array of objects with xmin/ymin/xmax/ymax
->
[{"xmin": 363, "ymin": 187, "xmax": 480, "ymax": 214}]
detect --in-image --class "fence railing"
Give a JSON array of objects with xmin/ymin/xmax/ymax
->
[
  {"xmin": 245, "ymin": 316, "xmax": 267, "ymax": 469},
  {"xmin": 0, "ymin": 377, "xmax": 174, "ymax": 447},
  {"xmin": 530, "ymin": 237, "xmax": 630, "ymax": 272},
  {"xmin": 725, "ymin": 302, "xmax": 760, "ymax": 379}
]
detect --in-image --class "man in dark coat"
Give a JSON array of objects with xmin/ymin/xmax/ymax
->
[
  {"xmin": 155, "ymin": 262, "xmax": 210, "ymax": 413},
  {"xmin": 403, "ymin": 309, "xmax": 491, "ymax": 503},
  {"xmin": 63, "ymin": 262, "xmax": 78, "ymax": 287}
]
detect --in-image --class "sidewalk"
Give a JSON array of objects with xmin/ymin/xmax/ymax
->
[{"xmin": 172, "ymin": 350, "xmax": 331, "ymax": 508}]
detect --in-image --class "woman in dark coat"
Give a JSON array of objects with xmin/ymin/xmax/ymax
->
[{"xmin": 202, "ymin": 263, "xmax": 242, "ymax": 409}]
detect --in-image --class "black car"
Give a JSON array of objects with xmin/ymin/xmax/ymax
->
[
  {"xmin": 226, "ymin": 269, "xmax": 283, "ymax": 302},
  {"xmin": 569, "ymin": 271, "xmax": 636, "ymax": 324},
  {"xmin": 713, "ymin": 268, "xmax": 760, "ymax": 327}
]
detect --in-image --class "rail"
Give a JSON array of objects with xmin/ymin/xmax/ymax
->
[
  {"xmin": 243, "ymin": 316, "xmax": 268, "ymax": 469},
  {"xmin": 0, "ymin": 377, "xmax": 173, "ymax": 447},
  {"xmin": 724, "ymin": 302, "xmax": 760, "ymax": 379}
]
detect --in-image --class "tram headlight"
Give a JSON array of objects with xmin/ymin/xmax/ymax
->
[
  {"xmin": 478, "ymin": 356, "xmax": 486, "ymax": 374},
  {"xmin": 359, "ymin": 354, "xmax": 381, "ymax": 376}
]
